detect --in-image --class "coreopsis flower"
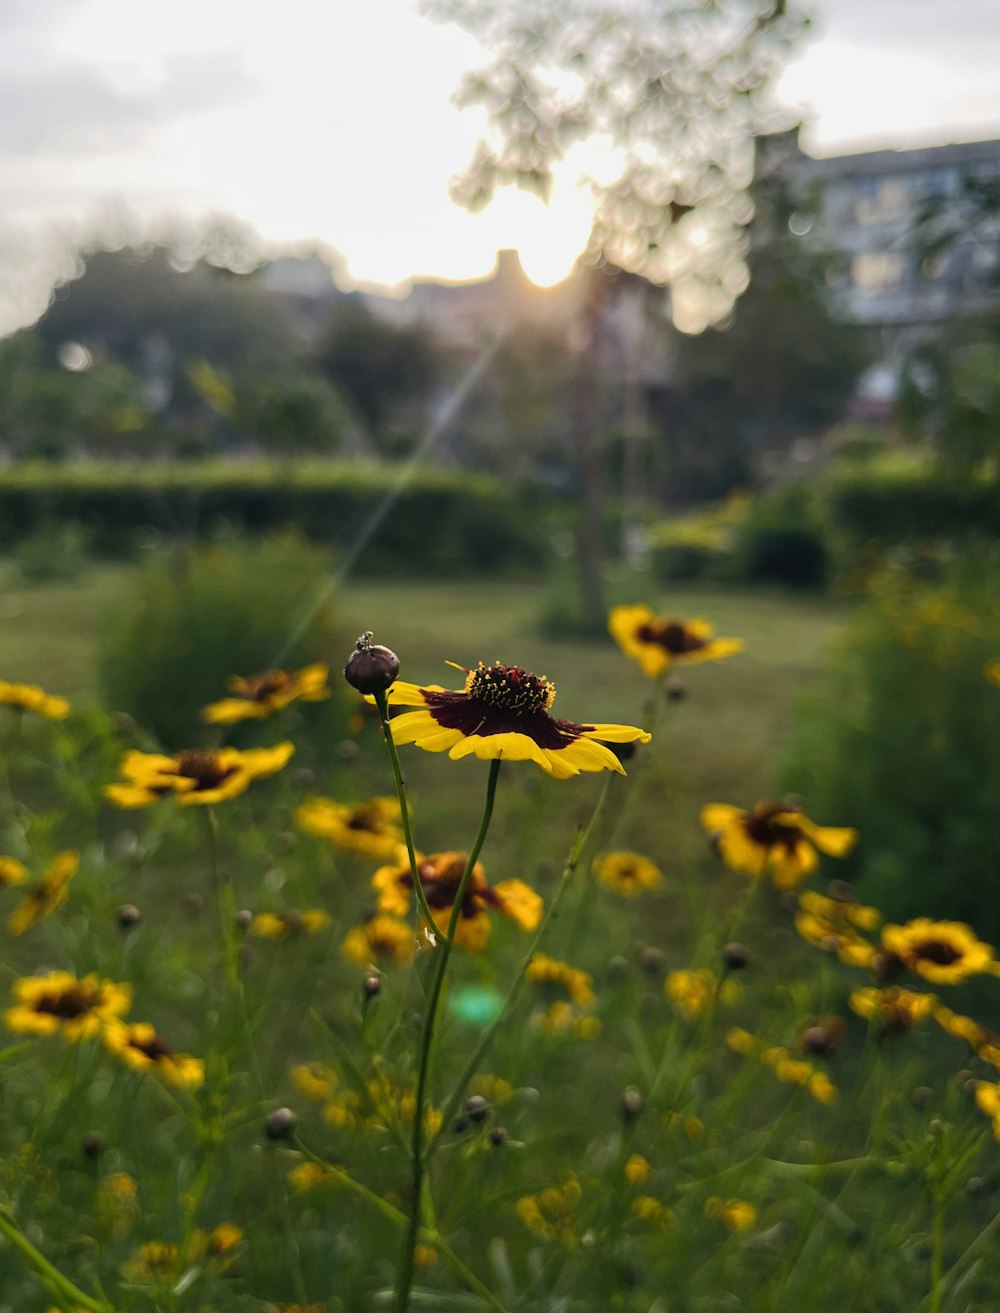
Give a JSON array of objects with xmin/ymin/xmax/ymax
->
[
  {"xmin": 287, "ymin": 1161, "xmax": 338, "ymax": 1192},
  {"xmin": 365, "ymin": 1072, "xmax": 442, "ymax": 1136},
  {"xmin": 201, "ymin": 663, "xmax": 330, "ymax": 724},
  {"xmin": 0, "ymin": 680, "xmax": 70, "ymax": 719},
  {"xmin": 0, "ymin": 856, "xmax": 27, "ymax": 888},
  {"xmin": 876, "ymin": 919, "xmax": 995, "ymax": 986},
  {"xmin": 516, "ymin": 1177, "xmax": 582, "ymax": 1244},
  {"xmin": 104, "ymin": 743, "xmax": 294, "ymax": 808},
  {"xmin": 727, "ymin": 1030, "xmax": 837, "ymax": 1104},
  {"xmin": 526, "ymin": 954, "xmax": 599, "ymax": 1039},
  {"xmin": 250, "ymin": 909, "xmax": 331, "ymax": 939},
  {"xmin": 630, "ymin": 1195, "xmax": 675, "ymax": 1229},
  {"xmin": 7, "ymin": 850, "xmax": 79, "ymax": 935},
  {"xmin": 341, "ymin": 915, "xmax": 416, "ymax": 967},
  {"xmin": 795, "ymin": 889, "xmax": 880, "ymax": 966},
  {"xmin": 372, "ymin": 848, "xmax": 543, "ymax": 951},
  {"xmin": 374, "ymin": 660, "xmax": 650, "ymax": 778},
  {"xmin": 933, "ymin": 1004, "xmax": 1000, "ymax": 1071},
  {"xmin": 704, "ymin": 1197, "xmax": 757, "ymax": 1232},
  {"xmin": 123, "ymin": 1226, "xmax": 242, "ymax": 1281},
  {"xmin": 974, "ymin": 1082, "xmax": 1000, "ymax": 1141},
  {"xmin": 608, "ymin": 604, "xmax": 743, "ymax": 678},
  {"xmin": 624, "ymin": 1154, "xmax": 652, "ymax": 1186},
  {"xmin": 104, "ymin": 1022, "xmax": 204, "ymax": 1088},
  {"xmin": 850, "ymin": 986, "xmax": 936, "ymax": 1035},
  {"xmin": 666, "ymin": 967, "xmax": 740, "ymax": 1020},
  {"xmin": 5, "ymin": 971, "xmax": 131, "ymax": 1042},
  {"xmin": 295, "ymin": 795, "xmax": 403, "ymax": 858},
  {"xmin": 701, "ymin": 800, "xmax": 857, "ymax": 888},
  {"xmin": 594, "ymin": 850, "xmax": 663, "ymax": 897}
]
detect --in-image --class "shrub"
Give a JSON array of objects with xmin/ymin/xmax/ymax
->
[
  {"xmin": 729, "ymin": 488, "xmax": 828, "ymax": 589},
  {"xmin": 14, "ymin": 521, "xmax": 91, "ymax": 584},
  {"xmin": 780, "ymin": 559, "xmax": 1000, "ymax": 936},
  {"xmin": 0, "ymin": 460, "xmax": 544, "ymax": 577},
  {"xmin": 98, "ymin": 535, "xmax": 349, "ymax": 749}
]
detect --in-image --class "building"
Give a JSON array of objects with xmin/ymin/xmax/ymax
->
[{"xmin": 798, "ymin": 135, "xmax": 1000, "ymax": 355}]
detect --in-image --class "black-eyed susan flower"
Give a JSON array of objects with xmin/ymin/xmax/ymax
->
[
  {"xmin": 295, "ymin": 795, "xmax": 403, "ymax": 858},
  {"xmin": 0, "ymin": 679, "xmax": 70, "ymax": 719},
  {"xmin": 250, "ymin": 909, "xmax": 331, "ymax": 939},
  {"xmin": 666, "ymin": 967, "xmax": 740, "ymax": 1020},
  {"xmin": 341, "ymin": 915, "xmax": 416, "ymax": 967},
  {"xmin": 849, "ymin": 986, "xmax": 936, "ymax": 1035},
  {"xmin": 5, "ymin": 971, "xmax": 131, "ymax": 1042},
  {"xmin": 704, "ymin": 1197, "xmax": 756, "ymax": 1232},
  {"xmin": 701, "ymin": 800, "xmax": 857, "ymax": 889},
  {"xmin": 609, "ymin": 604, "xmax": 743, "ymax": 679},
  {"xmin": 374, "ymin": 661, "xmax": 650, "ymax": 778},
  {"xmin": 201, "ymin": 663, "xmax": 330, "ymax": 724},
  {"xmin": 526, "ymin": 954, "xmax": 600, "ymax": 1038},
  {"xmin": 794, "ymin": 889, "xmax": 879, "ymax": 966},
  {"xmin": 0, "ymin": 856, "xmax": 27, "ymax": 888},
  {"xmin": 104, "ymin": 1022, "xmax": 204, "ymax": 1088},
  {"xmin": 877, "ymin": 918, "xmax": 994, "ymax": 986},
  {"xmin": 594, "ymin": 850, "xmax": 663, "ymax": 897},
  {"xmin": 104, "ymin": 743, "xmax": 294, "ymax": 808},
  {"xmin": 372, "ymin": 849, "xmax": 542, "ymax": 951},
  {"xmin": 7, "ymin": 850, "xmax": 79, "ymax": 935}
]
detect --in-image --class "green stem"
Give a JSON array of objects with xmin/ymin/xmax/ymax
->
[
  {"xmin": 373, "ymin": 689, "xmax": 438, "ymax": 935},
  {"xmin": 395, "ymin": 760, "xmax": 502, "ymax": 1313},
  {"xmin": 929, "ymin": 1182, "xmax": 945, "ymax": 1313},
  {"xmin": 0, "ymin": 1204, "xmax": 108, "ymax": 1312},
  {"xmin": 203, "ymin": 807, "xmax": 241, "ymax": 998},
  {"xmin": 428, "ymin": 771, "xmax": 614, "ymax": 1157},
  {"xmin": 292, "ymin": 1138, "xmax": 511, "ymax": 1313}
]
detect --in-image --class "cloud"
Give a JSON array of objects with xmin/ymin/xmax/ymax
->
[{"xmin": 0, "ymin": 52, "xmax": 255, "ymax": 157}]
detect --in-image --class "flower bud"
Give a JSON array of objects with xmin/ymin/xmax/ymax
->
[
  {"xmin": 452, "ymin": 1116, "xmax": 471, "ymax": 1134},
  {"xmin": 363, "ymin": 975, "xmax": 382, "ymax": 1000},
  {"xmin": 116, "ymin": 903, "xmax": 142, "ymax": 930},
  {"xmin": 722, "ymin": 942, "xmax": 749, "ymax": 970},
  {"xmin": 621, "ymin": 1087, "xmax": 645, "ymax": 1122},
  {"xmin": 488, "ymin": 1126, "xmax": 508, "ymax": 1147},
  {"xmin": 344, "ymin": 632, "xmax": 400, "ymax": 695},
  {"xmin": 82, "ymin": 1131, "xmax": 104, "ymax": 1159},
  {"xmin": 235, "ymin": 909, "xmax": 253, "ymax": 930},
  {"xmin": 265, "ymin": 1107, "xmax": 297, "ymax": 1141},
  {"xmin": 465, "ymin": 1095, "xmax": 490, "ymax": 1123},
  {"xmin": 666, "ymin": 678, "xmax": 685, "ymax": 702},
  {"xmin": 638, "ymin": 946, "xmax": 666, "ymax": 977}
]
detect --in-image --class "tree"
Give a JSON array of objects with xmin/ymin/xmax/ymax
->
[
  {"xmin": 423, "ymin": 0, "xmax": 812, "ymax": 624},
  {"xmin": 314, "ymin": 300, "xmax": 443, "ymax": 454}
]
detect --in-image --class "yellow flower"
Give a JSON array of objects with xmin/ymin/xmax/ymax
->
[
  {"xmin": 878, "ymin": 919, "xmax": 994, "ymax": 986},
  {"xmin": 666, "ymin": 968, "xmax": 739, "ymax": 1020},
  {"xmin": 983, "ymin": 660, "xmax": 1000, "ymax": 688},
  {"xmin": 104, "ymin": 1172, "xmax": 138, "ymax": 1200},
  {"xmin": 0, "ymin": 679, "xmax": 70, "ymax": 719},
  {"xmin": 726, "ymin": 1027, "xmax": 759, "ymax": 1057},
  {"xmin": 414, "ymin": 1244, "xmax": 438, "ymax": 1271},
  {"xmin": 291, "ymin": 1062, "xmax": 339, "ymax": 1102},
  {"xmin": 516, "ymin": 1178, "xmax": 581, "ymax": 1244},
  {"xmin": 288, "ymin": 1161, "xmax": 337, "ymax": 1191},
  {"xmin": 594, "ymin": 851, "xmax": 663, "ymax": 897},
  {"xmin": 705, "ymin": 1197, "xmax": 756, "ymax": 1232},
  {"xmin": 6, "ymin": 971, "xmax": 131, "ymax": 1042},
  {"xmin": 625, "ymin": 1154, "xmax": 652, "ymax": 1186},
  {"xmin": 608, "ymin": 604, "xmax": 743, "ymax": 678},
  {"xmin": 933, "ymin": 1004, "xmax": 1000, "ymax": 1071},
  {"xmin": 525, "ymin": 954, "xmax": 595, "ymax": 1008},
  {"xmin": 701, "ymin": 801, "xmax": 857, "ymax": 888},
  {"xmin": 365, "ymin": 1074, "xmax": 442, "ymax": 1136},
  {"xmin": 341, "ymin": 915, "xmax": 416, "ymax": 966},
  {"xmin": 808, "ymin": 1072, "xmax": 838, "ymax": 1106},
  {"xmin": 974, "ymin": 1081, "xmax": 1000, "ymax": 1140},
  {"xmin": 372, "ymin": 849, "xmax": 543, "ymax": 951},
  {"xmin": 374, "ymin": 661, "xmax": 650, "ymax": 778},
  {"xmin": 250, "ymin": 909, "xmax": 331, "ymax": 939},
  {"xmin": 104, "ymin": 742, "xmax": 294, "ymax": 808},
  {"xmin": 104, "ymin": 1021, "xmax": 205, "ymax": 1088},
  {"xmin": 849, "ymin": 986, "xmax": 936, "ymax": 1034},
  {"xmin": 630, "ymin": 1195, "xmax": 675, "ymax": 1228},
  {"xmin": 296, "ymin": 795, "xmax": 404, "ymax": 858},
  {"xmin": 469, "ymin": 1074, "xmax": 513, "ymax": 1105},
  {"xmin": 201, "ymin": 663, "xmax": 330, "ymax": 724},
  {"xmin": 795, "ymin": 889, "xmax": 879, "ymax": 965},
  {"xmin": 7, "ymin": 850, "xmax": 79, "ymax": 935},
  {"xmin": 206, "ymin": 1222, "xmax": 243, "ymax": 1255},
  {"xmin": 0, "ymin": 857, "xmax": 27, "ymax": 888}
]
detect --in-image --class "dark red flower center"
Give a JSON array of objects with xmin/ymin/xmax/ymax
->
[
  {"xmin": 35, "ymin": 985, "xmax": 98, "ymax": 1019},
  {"xmin": 128, "ymin": 1031, "xmax": 174, "ymax": 1060},
  {"xmin": 175, "ymin": 751, "xmax": 237, "ymax": 791},
  {"xmin": 466, "ymin": 663, "xmax": 553, "ymax": 715},
  {"xmin": 742, "ymin": 802, "xmax": 801, "ymax": 851},
  {"xmin": 418, "ymin": 664, "xmax": 592, "ymax": 749},
  {"xmin": 239, "ymin": 669, "xmax": 291, "ymax": 701},
  {"xmin": 913, "ymin": 938, "xmax": 963, "ymax": 966},
  {"xmin": 637, "ymin": 620, "xmax": 707, "ymax": 655}
]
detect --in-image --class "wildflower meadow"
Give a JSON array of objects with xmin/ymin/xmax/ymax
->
[{"xmin": 2, "ymin": 568, "xmax": 1000, "ymax": 1313}]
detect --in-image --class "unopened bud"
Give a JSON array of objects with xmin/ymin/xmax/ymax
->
[
  {"xmin": 638, "ymin": 946, "xmax": 666, "ymax": 977},
  {"xmin": 666, "ymin": 678, "xmax": 685, "ymax": 702},
  {"xmin": 363, "ymin": 975, "xmax": 382, "ymax": 1000},
  {"xmin": 488, "ymin": 1126, "xmax": 507, "ymax": 1147},
  {"xmin": 116, "ymin": 903, "xmax": 141, "ymax": 930},
  {"xmin": 621, "ymin": 1087, "xmax": 645, "ymax": 1122},
  {"xmin": 82, "ymin": 1132, "xmax": 104, "ymax": 1159},
  {"xmin": 344, "ymin": 632, "xmax": 400, "ymax": 695},
  {"xmin": 265, "ymin": 1107, "xmax": 297, "ymax": 1141},
  {"xmin": 465, "ymin": 1095, "xmax": 489, "ymax": 1123},
  {"xmin": 452, "ymin": 1116, "xmax": 471, "ymax": 1134},
  {"xmin": 235, "ymin": 909, "xmax": 253, "ymax": 930},
  {"xmin": 722, "ymin": 942, "xmax": 749, "ymax": 970}
]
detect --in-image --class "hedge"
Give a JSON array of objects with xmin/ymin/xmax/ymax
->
[
  {"xmin": 824, "ymin": 461, "xmax": 1000, "ymax": 547},
  {"xmin": 0, "ymin": 461, "xmax": 544, "ymax": 576}
]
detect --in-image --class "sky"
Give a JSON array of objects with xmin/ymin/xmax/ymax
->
[{"xmin": 2, "ymin": 0, "xmax": 1000, "ymax": 333}]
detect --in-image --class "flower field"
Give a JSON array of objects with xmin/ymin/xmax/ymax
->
[{"xmin": 1, "ymin": 565, "xmax": 999, "ymax": 1313}]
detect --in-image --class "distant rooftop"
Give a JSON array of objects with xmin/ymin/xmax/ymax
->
[{"xmin": 804, "ymin": 135, "xmax": 1000, "ymax": 181}]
